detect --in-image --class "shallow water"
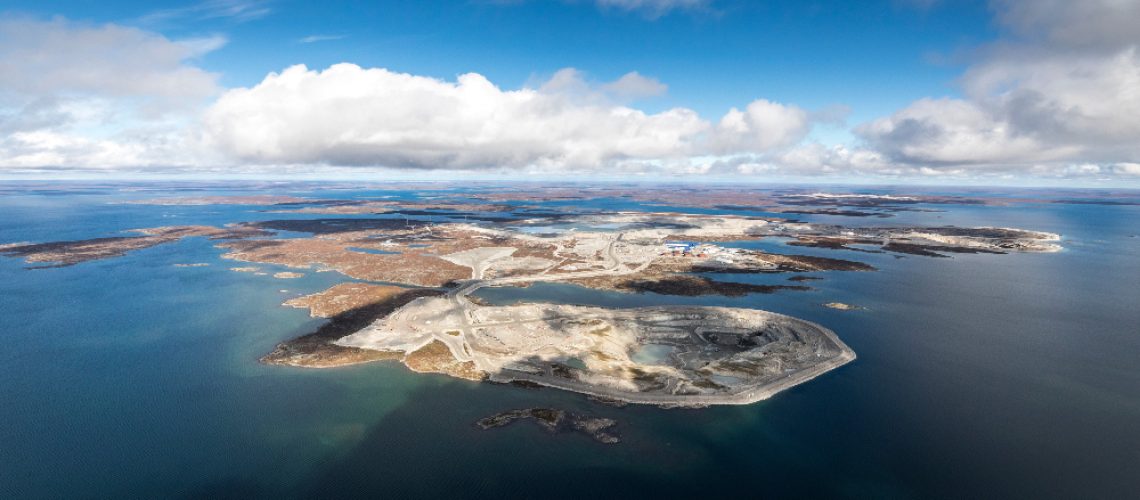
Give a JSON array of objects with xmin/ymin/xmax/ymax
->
[
  {"xmin": 630, "ymin": 344, "xmax": 676, "ymax": 366},
  {"xmin": 0, "ymin": 183, "xmax": 1137, "ymax": 498}
]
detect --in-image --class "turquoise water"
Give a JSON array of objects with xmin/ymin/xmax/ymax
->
[
  {"xmin": 1, "ymin": 184, "xmax": 1138, "ymax": 498},
  {"xmin": 630, "ymin": 344, "xmax": 676, "ymax": 366}
]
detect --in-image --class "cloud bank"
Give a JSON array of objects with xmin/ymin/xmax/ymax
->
[
  {"xmin": 856, "ymin": 0, "xmax": 1140, "ymax": 179},
  {"xmin": 2, "ymin": 1, "xmax": 1139, "ymax": 183},
  {"xmin": 202, "ymin": 64, "xmax": 810, "ymax": 170},
  {"xmin": 0, "ymin": 17, "xmax": 222, "ymax": 170}
]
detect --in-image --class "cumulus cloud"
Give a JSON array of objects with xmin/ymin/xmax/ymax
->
[
  {"xmin": 202, "ymin": 64, "xmax": 811, "ymax": 170},
  {"xmin": 0, "ymin": 17, "xmax": 223, "ymax": 170},
  {"xmin": 0, "ymin": 16, "xmax": 817, "ymax": 177},
  {"xmin": 774, "ymin": 143, "xmax": 891, "ymax": 175},
  {"xmin": 601, "ymin": 71, "xmax": 668, "ymax": 100},
  {"xmin": 856, "ymin": 97, "xmax": 1078, "ymax": 166},
  {"xmin": 536, "ymin": 68, "xmax": 666, "ymax": 103},
  {"xmin": 0, "ymin": 18, "xmax": 221, "ymax": 107},
  {"xmin": 1113, "ymin": 162, "xmax": 1140, "ymax": 176},
  {"xmin": 962, "ymin": 48, "xmax": 1140, "ymax": 151},
  {"xmin": 687, "ymin": 142, "xmax": 895, "ymax": 179},
  {"xmin": 0, "ymin": 131, "xmax": 150, "ymax": 170},
  {"xmin": 8, "ymin": 2, "xmax": 1136, "ymax": 183},
  {"xmin": 992, "ymin": 0, "xmax": 1140, "ymax": 50},
  {"xmin": 856, "ymin": 0, "xmax": 1140, "ymax": 178},
  {"xmin": 711, "ymin": 99, "xmax": 812, "ymax": 153}
]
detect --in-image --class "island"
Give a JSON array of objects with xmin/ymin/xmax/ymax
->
[{"xmin": 0, "ymin": 190, "xmax": 1064, "ymax": 407}]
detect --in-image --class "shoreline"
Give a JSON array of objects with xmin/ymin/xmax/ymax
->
[{"xmin": 484, "ymin": 314, "xmax": 856, "ymax": 407}]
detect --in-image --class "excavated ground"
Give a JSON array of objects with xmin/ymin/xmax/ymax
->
[{"xmin": 0, "ymin": 203, "xmax": 1065, "ymax": 405}]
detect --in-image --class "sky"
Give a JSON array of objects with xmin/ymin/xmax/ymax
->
[{"xmin": 1, "ymin": 0, "xmax": 1138, "ymax": 186}]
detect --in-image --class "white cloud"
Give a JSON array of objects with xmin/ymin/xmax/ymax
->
[
  {"xmin": 6, "ymin": 3, "xmax": 1136, "ymax": 184},
  {"xmin": 594, "ymin": 0, "xmax": 710, "ymax": 17},
  {"xmin": 0, "ymin": 18, "xmax": 223, "ymax": 170},
  {"xmin": 775, "ymin": 143, "xmax": 890, "ymax": 174},
  {"xmin": 139, "ymin": 0, "xmax": 273, "ymax": 25},
  {"xmin": 202, "ymin": 63, "xmax": 811, "ymax": 170},
  {"xmin": 486, "ymin": 0, "xmax": 710, "ymax": 18},
  {"xmin": 992, "ymin": 0, "xmax": 1140, "ymax": 50},
  {"xmin": 0, "ymin": 18, "xmax": 221, "ymax": 105},
  {"xmin": 179, "ymin": 35, "xmax": 230, "ymax": 56},
  {"xmin": 961, "ymin": 47, "xmax": 1140, "ymax": 151},
  {"xmin": 601, "ymin": 71, "xmax": 668, "ymax": 100},
  {"xmin": 856, "ymin": 97, "xmax": 1076, "ymax": 165},
  {"xmin": 854, "ymin": 0, "xmax": 1140, "ymax": 179},
  {"xmin": 0, "ymin": 131, "xmax": 148, "ymax": 170},
  {"xmin": 536, "ymin": 68, "xmax": 666, "ymax": 102},
  {"xmin": 711, "ymin": 99, "xmax": 812, "ymax": 153},
  {"xmin": 691, "ymin": 143, "xmax": 893, "ymax": 179},
  {"xmin": 0, "ymin": 17, "xmax": 817, "ymax": 176},
  {"xmin": 535, "ymin": 67, "xmax": 596, "ymax": 96},
  {"xmin": 298, "ymin": 34, "xmax": 347, "ymax": 44},
  {"xmin": 1113, "ymin": 162, "xmax": 1140, "ymax": 176}
]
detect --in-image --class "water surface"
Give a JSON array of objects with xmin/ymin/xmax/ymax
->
[{"xmin": 0, "ymin": 183, "xmax": 1137, "ymax": 498}]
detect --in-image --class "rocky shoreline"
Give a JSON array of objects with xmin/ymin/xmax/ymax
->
[{"xmin": 261, "ymin": 288, "xmax": 444, "ymax": 368}]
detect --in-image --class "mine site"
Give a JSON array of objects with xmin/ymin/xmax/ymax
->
[
  {"xmin": 9, "ymin": 2, "xmax": 1138, "ymax": 495},
  {"xmin": 0, "ymin": 190, "xmax": 1063, "ymax": 406}
]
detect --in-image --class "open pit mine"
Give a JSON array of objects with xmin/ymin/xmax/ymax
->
[{"xmin": 0, "ymin": 194, "xmax": 1062, "ymax": 406}]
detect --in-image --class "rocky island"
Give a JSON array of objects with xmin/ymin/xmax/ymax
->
[{"xmin": 477, "ymin": 408, "xmax": 621, "ymax": 444}]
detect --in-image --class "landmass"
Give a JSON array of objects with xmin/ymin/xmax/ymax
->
[
  {"xmin": 337, "ymin": 298, "xmax": 855, "ymax": 405},
  {"xmin": 0, "ymin": 225, "xmax": 267, "ymax": 267},
  {"xmin": 125, "ymin": 195, "xmax": 313, "ymax": 205},
  {"xmin": 262, "ymin": 287, "xmax": 444, "ymax": 368},
  {"xmin": 757, "ymin": 225, "xmax": 1062, "ymax": 255},
  {"xmin": 476, "ymin": 408, "xmax": 620, "ymax": 444},
  {"xmin": 570, "ymin": 275, "xmax": 811, "ymax": 297},
  {"xmin": 823, "ymin": 302, "xmax": 863, "ymax": 311},
  {"xmin": 0, "ymin": 188, "xmax": 1066, "ymax": 406},
  {"xmin": 284, "ymin": 283, "xmax": 412, "ymax": 318}
]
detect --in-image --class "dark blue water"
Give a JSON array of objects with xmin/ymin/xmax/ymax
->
[{"xmin": 1, "ymin": 184, "xmax": 1138, "ymax": 499}]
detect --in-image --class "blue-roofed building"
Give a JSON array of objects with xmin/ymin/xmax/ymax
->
[{"xmin": 664, "ymin": 241, "xmax": 698, "ymax": 253}]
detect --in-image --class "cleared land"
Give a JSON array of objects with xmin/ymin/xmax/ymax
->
[{"xmin": 339, "ymin": 299, "xmax": 855, "ymax": 406}]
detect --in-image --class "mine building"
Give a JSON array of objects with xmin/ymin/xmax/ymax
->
[{"xmin": 664, "ymin": 241, "xmax": 699, "ymax": 256}]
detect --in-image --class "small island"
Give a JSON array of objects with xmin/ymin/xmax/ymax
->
[{"xmin": 477, "ymin": 408, "xmax": 621, "ymax": 444}]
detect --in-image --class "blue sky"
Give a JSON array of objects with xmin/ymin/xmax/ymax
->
[
  {"xmin": 1, "ymin": 0, "xmax": 1138, "ymax": 185},
  {"xmin": 20, "ymin": 0, "xmax": 993, "ymax": 119}
]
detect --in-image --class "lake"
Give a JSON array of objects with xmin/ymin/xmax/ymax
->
[{"xmin": 1, "ymin": 183, "xmax": 1137, "ymax": 498}]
